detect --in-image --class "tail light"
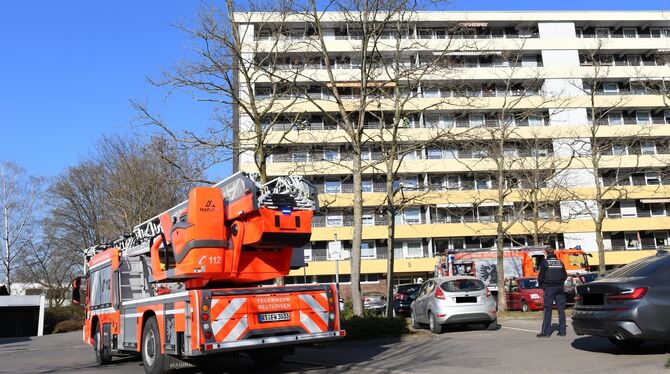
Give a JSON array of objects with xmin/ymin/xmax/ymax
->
[
  {"xmin": 435, "ymin": 287, "xmax": 446, "ymax": 300},
  {"xmin": 364, "ymin": 298, "xmax": 371, "ymax": 302},
  {"xmin": 607, "ymin": 287, "xmax": 649, "ymax": 301},
  {"xmin": 486, "ymin": 287, "xmax": 492, "ymax": 297},
  {"xmin": 575, "ymin": 295, "xmax": 582, "ymax": 304},
  {"xmin": 394, "ymin": 293, "xmax": 406, "ymax": 300}
]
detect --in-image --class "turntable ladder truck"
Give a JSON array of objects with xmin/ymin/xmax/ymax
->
[{"xmin": 74, "ymin": 172, "xmax": 344, "ymax": 373}]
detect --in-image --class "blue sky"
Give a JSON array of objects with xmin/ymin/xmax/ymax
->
[{"xmin": 1, "ymin": 1, "xmax": 669, "ymax": 180}]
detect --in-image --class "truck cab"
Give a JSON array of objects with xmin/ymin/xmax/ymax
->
[{"xmin": 504, "ymin": 277, "xmax": 544, "ymax": 312}]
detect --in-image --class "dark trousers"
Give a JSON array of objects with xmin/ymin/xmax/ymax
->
[{"xmin": 541, "ymin": 286, "xmax": 566, "ymax": 336}]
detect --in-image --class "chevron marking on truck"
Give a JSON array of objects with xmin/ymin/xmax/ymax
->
[{"xmin": 211, "ymin": 298, "xmax": 247, "ymax": 341}]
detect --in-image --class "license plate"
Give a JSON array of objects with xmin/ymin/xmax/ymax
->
[{"xmin": 258, "ymin": 312, "xmax": 290, "ymax": 323}]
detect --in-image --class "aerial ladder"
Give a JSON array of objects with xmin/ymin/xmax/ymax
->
[{"xmin": 73, "ymin": 172, "xmax": 343, "ymax": 374}]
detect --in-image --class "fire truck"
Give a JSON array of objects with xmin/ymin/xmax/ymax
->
[
  {"xmin": 71, "ymin": 172, "xmax": 344, "ymax": 373},
  {"xmin": 435, "ymin": 247, "xmax": 591, "ymax": 291}
]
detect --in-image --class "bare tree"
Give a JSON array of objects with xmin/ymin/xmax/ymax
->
[
  {"xmin": 0, "ymin": 161, "xmax": 43, "ymax": 294},
  {"xmin": 451, "ymin": 39, "xmax": 573, "ymax": 311},
  {"xmin": 569, "ymin": 41, "xmax": 653, "ymax": 274}
]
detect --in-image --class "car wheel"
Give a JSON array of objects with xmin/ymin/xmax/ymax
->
[
  {"xmin": 485, "ymin": 319, "xmax": 499, "ymax": 331},
  {"xmin": 608, "ymin": 337, "xmax": 644, "ymax": 349},
  {"xmin": 411, "ymin": 310, "xmax": 421, "ymax": 329},
  {"xmin": 429, "ymin": 313, "xmax": 444, "ymax": 334},
  {"xmin": 521, "ymin": 301, "xmax": 529, "ymax": 313},
  {"xmin": 93, "ymin": 323, "xmax": 112, "ymax": 365},
  {"xmin": 142, "ymin": 317, "xmax": 169, "ymax": 374}
]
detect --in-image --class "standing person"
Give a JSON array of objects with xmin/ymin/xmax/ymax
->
[{"xmin": 537, "ymin": 248, "xmax": 568, "ymax": 338}]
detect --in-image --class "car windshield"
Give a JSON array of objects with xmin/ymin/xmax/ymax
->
[
  {"xmin": 440, "ymin": 279, "xmax": 484, "ymax": 292},
  {"xmin": 397, "ymin": 284, "xmax": 420, "ymax": 294},
  {"xmin": 605, "ymin": 255, "xmax": 668, "ymax": 279},
  {"xmin": 519, "ymin": 279, "xmax": 539, "ymax": 289}
]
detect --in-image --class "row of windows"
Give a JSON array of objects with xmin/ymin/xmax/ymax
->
[
  {"xmin": 576, "ymin": 27, "xmax": 670, "ymax": 39},
  {"xmin": 255, "ymin": 24, "xmax": 539, "ymax": 41},
  {"xmin": 606, "ymin": 200, "xmax": 670, "ymax": 219},
  {"xmin": 259, "ymin": 53, "xmax": 543, "ymax": 70}
]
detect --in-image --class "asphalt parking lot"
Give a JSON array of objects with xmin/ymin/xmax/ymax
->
[{"xmin": 1, "ymin": 317, "xmax": 668, "ymax": 374}]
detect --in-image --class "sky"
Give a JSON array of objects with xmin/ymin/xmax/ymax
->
[{"xmin": 1, "ymin": 1, "xmax": 670, "ymax": 181}]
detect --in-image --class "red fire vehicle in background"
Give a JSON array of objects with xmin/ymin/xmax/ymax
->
[{"xmin": 72, "ymin": 173, "xmax": 344, "ymax": 374}]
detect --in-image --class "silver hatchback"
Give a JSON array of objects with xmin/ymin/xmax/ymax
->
[{"xmin": 410, "ymin": 276, "xmax": 498, "ymax": 334}]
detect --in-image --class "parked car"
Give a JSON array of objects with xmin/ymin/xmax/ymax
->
[
  {"xmin": 564, "ymin": 272, "xmax": 599, "ymax": 305},
  {"xmin": 363, "ymin": 291, "xmax": 386, "ymax": 313},
  {"xmin": 410, "ymin": 276, "xmax": 497, "ymax": 334},
  {"xmin": 572, "ymin": 250, "xmax": 670, "ymax": 348},
  {"xmin": 504, "ymin": 277, "xmax": 543, "ymax": 312},
  {"xmin": 392, "ymin": 283, "xmax": 421, "ymax": 317}
]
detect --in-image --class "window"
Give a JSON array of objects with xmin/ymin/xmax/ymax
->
[
  {"xmin": 595, "ymin": 28, "xmax": 611, "ymax": 38},
  {"xmin": 650, "ymin": 203, "xmax": 666, "ymax": 216},
  {"xmin": 324, "ymin": 179, "xmax": 341, "ymax": 193},
  {"xmin": 612, "ymin": 144, "xmax": 628, "ymax": 156},
  {"xmin": 641, "ymin": 141, "xmax": 657, "ymax": 155},
  {"xmin": 625, "ymin": 233, "xmax": 639, "ymax": 250},
  {"xmin": 361, "ymin": 179, "xmax": 373, "ymax": 192},
  {"xmin": 400, "ymin": 176, "xmax": 418, "ymax": 190},
  {"xmin": 326, "ymin": 214, "xmax": 343, "ymax": 227},
  {"xmin": 636, "ymin": 111, "xmax": 651, "ymax": 125},
  {"xmin": 575, "ymin": 28, "xmax": 584, "ymax": 38},
  {"xmin": 603, "ymin": 82, "xmax": 619, "ymax": 94},
  {"xmin": 521, "ymin": 55, "xmax": 538, "ymax": 67},
  {"xmin": 623, "ymin": 28, "xmax": 638, "ymax": 38},
  {"xmin": 528, "ymin": 115, "xmax": 543, "ymax": 127},
  {"xmin": 361, "ymin": 146, "xmax": 372, "ymax": 161},
  {"xmin": 646, "ymin": 172, "xmax": 661, "ymax": 186},
  {"xmin": 427, "ymin": 147, "xmax": 443, "ymax": 159},
  {"xmin": 403, "ymin": 208, "xmax": 421, "ymax": 224},
  {"xmin": 424, "ymin": 114, "xmax": 441, "ymax": 128},
  {"xmin": 464, "ymin": 56, "xmax": 479, "ymax": 68},
  {"xmin": 323, "ymin": 148, "xmax": 339, "ymax": 161},
  {"xmin": 650, "ymin": 28, "xmax": 662, "ymax": 38},
  {"xmin": 445, "ymin": 147, "xmax": 458, "ymax": 159},
  {"xmin": 423, "ymin": 87, "xmax": 440, "ymax": 98},
  {"xmin": 292, "ymin": 150, "xmax": 309, "ymax": 162},
  {"xmin": 608, "ymin": 112, "xmax": 624, "ymax": 125},
  {"xmin": 361, "ymin": 241, "xmax": 376, "ymax": 258},
  {"xmin": 469, "ymin": 114, "xmax": 485, "ymax": 127},
  {"xmin": 362, "ymin": 213, "xmax": 374, "ymax": 226},
  {"xmin": 626, "ymin": 55, "xmax": 641, "ymax": 66},
  {"xmin": 405, "ymin": 242, "xmax": 423, "ymax": 258},
  {"xmin": 446, "ymin": 175, "xmax": 460, "ymax": 189},
  {"xmin": 475, "ymin": 175, "xmax": 490, "ymax": 190}
]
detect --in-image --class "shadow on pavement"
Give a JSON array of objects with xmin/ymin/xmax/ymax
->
[
  {"xmin": 571, "ymin": 336, "xmax": 670, "ymax": 355},
  {"xmin": 0, "ymin": 336, "xmax": 31, "ymax": 346},
  {"xmin": 177, "ymin": 338, "xmax": 403, "ymax": 374}
]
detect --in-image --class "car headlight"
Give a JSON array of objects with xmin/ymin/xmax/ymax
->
[{"xmin": 530, "ymin": 293, "xmax": 541, "ymax": 300}]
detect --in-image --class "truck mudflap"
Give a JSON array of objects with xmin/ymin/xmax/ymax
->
[{"xmin": 194, "ymin": 284, "xmax": 343, "ymax": 355}]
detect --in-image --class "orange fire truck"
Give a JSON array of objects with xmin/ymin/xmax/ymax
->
[
  {"xmin": 71, "ymin": 173, "xmax": 344, "ymax": 373},
  {"xmin": 435, "ymin": 247, "xmax": 591, "ymax": 291}
]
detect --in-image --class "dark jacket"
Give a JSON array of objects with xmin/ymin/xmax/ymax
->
[{"xmin": 537, "ymin": 254, "xmax": 567, "ymax": 287}]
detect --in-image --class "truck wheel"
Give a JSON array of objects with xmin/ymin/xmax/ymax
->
[
  {"xmin": 94, "ymin": 323, "xmax": 112, "ymax": 365},
  {"xmin": 521, "ymin": 301, "xmax": 529, "ymax": 313},
  {"xmin": 142, "ymin": 317, "xmax": 169, "ymax": 374},
  {"xmin": 410, "ymin": 310, "xmax": 421, "ymax": 329},
  {"xmin": 429, "ymin": 313, "xmax": 444, "ymax": 334},
  {"xmin": 249, "ymin": 349, "xmax": 285, "ymax": 369}
]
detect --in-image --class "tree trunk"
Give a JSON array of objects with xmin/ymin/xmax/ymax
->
[
  {"xmin": 594, "ymin": 211, "xmax": 606, "ymax": 275},
  {"xmin": 3, "ymin": 198, "xmax": 10, "ymax": 294},
  {"xmin": 385, "ymin": 175, "xmax": 396, "ymax": 318},
  {"xmin": 350, "ymin": 152, "xmax": 364, "ymax": 316},
  {"xmin": 495, "ymin": 216, "xmax": 507, "ymax": 312}
]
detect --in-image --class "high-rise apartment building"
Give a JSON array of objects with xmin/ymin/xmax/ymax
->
[{"xmin": 234, "ymin": 11, "xmax": 670, "ymax": 291}]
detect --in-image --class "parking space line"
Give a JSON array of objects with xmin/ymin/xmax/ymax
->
[{"xmin": 501, "ymin": 326, "xmax": 539, "ymax": 333}]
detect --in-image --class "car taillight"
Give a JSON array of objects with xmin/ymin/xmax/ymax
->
[
  {"xmin": 575, "ymin": 295, "xmax": 582, "ymax": 304},
  {"xmin": 486, "ymin": 287, "xmax": 491, "ymax": 297},
  {"xmin": 394, "ymin": 293, "xmax": 406, "ymax": 300},
  {"xmin": 435, "ymin": 287, "xmax": 445, "ymax": 300},
  {"xmin": 364, "ymin": 298, "xmax": 371, "ymax": 302},
  {"xmin": 607, "ymin": 287, "xmax": 649, "ymax": 301}
]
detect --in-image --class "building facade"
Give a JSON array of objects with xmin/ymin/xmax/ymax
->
[{"xmin": 234, "ymin": 11, "xmax": 670, "ymax": 291}]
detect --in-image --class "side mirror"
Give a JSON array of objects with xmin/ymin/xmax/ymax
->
[
  {"xmin": 511, "ymin": 286, "xmax": 519, "ymax": 293},
  {"xmin": 71, "ymin": 277, "xmax": 84, "ymax": 307}
]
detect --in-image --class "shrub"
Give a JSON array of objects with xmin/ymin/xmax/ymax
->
[
  {"xmin": 341, "ymin": 315, "xmax": 409, "ymax": 341},
  {"xmin": 44, "ymin": 306, "xmax": 85, "ymax": 334},
  {"xmin": 53, "ymin": 319, "xmax": 84, "ymax": 334}
]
